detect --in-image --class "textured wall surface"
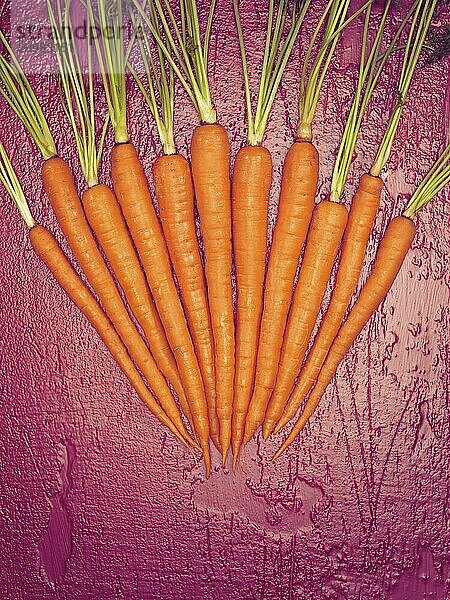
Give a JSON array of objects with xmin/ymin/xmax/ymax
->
[{"xmin": 0, "ymin": 1, "xmax": 449, "ymax": 599}]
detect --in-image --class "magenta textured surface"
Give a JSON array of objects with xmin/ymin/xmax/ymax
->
[{"xmin": 1, "ymin": 1, "xmax": 449, "ymax": 599}]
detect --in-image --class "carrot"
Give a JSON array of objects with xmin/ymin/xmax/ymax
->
[
  {"xmin": 190, "ymin": 123, "xmax": 234, "ymax": 463},
  {"xmin": 249, "ymin": 140, "xmax": 318, "ymax": 436},
  {"xmin": 81, "ymin": 183, "xmax": 195, "ymax": 442},
  {"xmin": 111, "ymin": 142, "xmax": 210, "ymax": 473},
  {"xmin": 231, "ymin": 0, "xmax": 311, "ymax": 465},
  {"xmin": 259, "ymin": 1, "xmax": 404, "ymax": 441},
  {"xmin": 274, "ymin": 216, "xmax": 416, "ymax": 459},
  {"xmin": 272, "ymin": 0, "xmax": 437, "ymax": 436},
  {"xmin": 0, "ymin": 20, "xmax": 196, "ymax": 448},
  {"xmin": 42, "ymin": 158, "xmax": 194, "ymax": 446},
  {"xmin": 130, "ymin": 2, "xmax": 219, "ymax": 438},
  {"xmin": 271, "ymin": 174, "xmax": 383, "ymax": 434},
  {"xmin": 248, "ymin": 0, "xmax": 362, "ymax": 440},
  {"xmin": 274, "ymin": 128, "xmax": 450, "ymax": 459},
  {"xmin": 153, "ymin": 154, "xmax": 220, "ymax": 449},
  {"xmin": 140, "ymin": 0, "xmax": 235, "ymax": 462},
  {"xmin": 88, "ymin": 0, "xmax": 211, "ymax": 474},
  {"xmin": 45, "ymin": 0, "xmax": 198, "ymax": 445},
  {"xmin": 128, "ymin": 3, "xmax": 219, "ymax": 445},
  {"xmin": 248, "ymin": 200, "xmax": 349, "ymax": 443},
  {"xmin": 32, "ymin": 225, "xmax": 190, "ymax": 446},
  {"xmin": 232, "ymin": 145, "xmax": 272, "ymax": 455},
  {"xmin": 0, "ymin": 144, "xmax": 189, "ymax": 448}
]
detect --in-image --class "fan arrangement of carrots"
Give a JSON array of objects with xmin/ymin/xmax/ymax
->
[{"xmin": 1, "ymin": 0, "xmax": 449, "ymax": 477}]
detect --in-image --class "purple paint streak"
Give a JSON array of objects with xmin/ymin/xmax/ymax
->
[{"xmin": 0, "ymin": 1, "xmax": 449, "ymax": 599}]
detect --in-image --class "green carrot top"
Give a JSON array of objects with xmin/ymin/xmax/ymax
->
[
  {"xmin": 404, "ymin": 140, "xmax": 450, "ymax": 218},
  {"xmin": 370, "ymin": 0, "xmax": 438, "ymax": 177},
  {"xmin": 330, "ymin": 0, "xmax": 419, "ymax": 202},
  {"xmin": 128, "ymin": 0, "xmax": 176, "ymax": 155},
  {"xmin": 0, "ymin": 31, "xmax": 56, "ymax": 160},
  {"xmin": 47, "ymin": 0, "xmax": 109, "ymax": 188},
  {"xmin": 298, "ymin": 0, "xmax": 373, "ymax": 141},
  {"xmin": 233, "ymin": 0, "xmax": 311, "ymax": 146},
  {"xmin": 132, "ymin": 0, "xmax": 217, "ymax": 125},
  {"xmin": 0, "ymin": 141, "xmax": 35, "ymax": 228},
  {"xmin": 85, "ymin": 0, "xmax": 129, "ymax": 144}
]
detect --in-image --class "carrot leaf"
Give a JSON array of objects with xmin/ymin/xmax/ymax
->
[
  {"xmin": 330, "ymin": 0, "xmax": 413, "ymax": 202},
  {"xmin": 132, "ymin": 0, "xmax": 217, "ymax": 124},
  {"xmin": 47, "ymin": 0, "xmax": 109, "ymax": 188},
  {"xmin": 0, "ymin": 32, "xmax": 56, "ymax": 160},
  {"xmin": 0, "ymin": 142, "xmax": 35, "ymax": 229},
  {"xmin": 298, "ymin": 0, "xmax": 374, "ymax": 141},
  {"xmin": 233, "ymin": 0, "xmax": 311, "ymax": 146},
  {"xmin": 128, "ymin": 0, "xmax": 175, "ymax": 154},
  {"xmin": 404, "ymin": 141, "xmax": 450, "ymax": 217},
  {"xmin": 85, "ymin": 0, "xmax": 129, "ymax": 144},
  {"xmin": 370, "ymin": 0, "xmax": 438, "ymax": 177}
]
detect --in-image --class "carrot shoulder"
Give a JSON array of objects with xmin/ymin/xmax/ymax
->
[
  {"xmin": 190, "ymin": 123, "xmax": 235, "ymax": 462},
  {"xmin": 273, "ymin": 173, "xmax": 383, "ymax": 435},
  {"xmin": 111, "ymin": 141, "xmax": 211, "ymax": 475},
  {"xmin": 274, "ymin": 215, "xmax": 416, "ymax": 458}
]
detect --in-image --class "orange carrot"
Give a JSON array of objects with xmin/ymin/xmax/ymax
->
[
  {"xmin": 190, "ymin": 123, "xmax": 234, "ymax": 463},
  {"xmin": 230, "ymin": 0, "xmax": 311, "ymax": 464},
  {"xmin": 0, "ymin": 19, "xmax": 196, "ymax": 447},
  {"xmin": 274, "ymin": 216, "xmax": 416, "ymax": 459},
  {"xmin": 111, "ymin": 142, "xmax": 211, "ymax": 475},
  {"xmin": 257, "ymin": 0, "xmax": 403, "ymax": 442},
  {"xmin": 272, "ymin": 0, "xmax": 437, "ymax": 436},
  {"xmin": 270, "ymin": 174, "xmax": 383, "ymax": 435},
  {"xmin": 41, "ymin": 158, "xmax": 195, "ymax": 448},
  {"xmin": 29, "ymin": 224, "xmax": 190, "ymax": 447},
  {"xmin": 247, "ymin": 0, "xmax": 368, "ymax": 442},
  {"xmin": 246, "ymin": 200, "xmax": 349, "ymax": 443},
  {"xmin": 247, "ymin": 141, "xmax": 319, "ymax": 440},
  {"xmin": 81, "ymin": 182, "xmax": 194, "ymax": 442},
  {"xmin": 232, "ymin": 145, "xmax": 272, "ymax": 453},
  {"xmin": 153, "ymin": 153, "xmax": 220, "ymax": 450},
  {"xmin": 83, "ymin": 0, "xmax": 211, "ymax": 473}
]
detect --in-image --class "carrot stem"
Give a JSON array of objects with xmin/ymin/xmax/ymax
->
[
  {"xmin": 135, "ymin": 0, "xmax": 217, "ymax": 123},
  {"xmin": 128, "ymin": 0, "xmax": 176, "ymax": 155},
  {"xmin": 0, "ymin": 143, "xmax": 35, "ymax": 228},
  {"xmin": 47, "ymin": 0, "xmax": 108, "ymax": 187},
  {"xmin": 298, "ymin": 0, "xmax": 376, "ymax": 141},
  {"xmin": 0, "ymin": 31, "xmax": 56, "ymax": 160},
  {"xmin": 330, "ymin": 0, "xmax": 412, "ymax": 202},
  {"xmin": 85, "ymin": 0, "xmax": 129, "ymax": 143},
  {"xmin": 404, "ymin": 141, "xmax": 450, "ymax": 217},
  {"xmin": 233, "ymin": 0, "xmax": 311, "ymax": 146},
  {"xmin": 370, "ymin": 0, "xmax": 438, "ymax": 177}
]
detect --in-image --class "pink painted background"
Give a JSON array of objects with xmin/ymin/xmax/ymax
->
[{"xmin": 1, "ymin": 1, "xmax": 449, "ymax": 598}]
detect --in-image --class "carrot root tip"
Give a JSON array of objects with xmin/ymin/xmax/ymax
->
[
  {"xmin": 272, "ymin": 446, "xmax": 285, "ymax": 461},
  {"xmin": 262, "ymin": 421, "xmax": 274, "ymax": 440}
]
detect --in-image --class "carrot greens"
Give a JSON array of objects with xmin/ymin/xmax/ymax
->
[
  {"xmin": 298, "ymin": 0, "xmax": 373, "ymax": 141},
  {"xmin": 46, "ymin": 0, "xmax": 108, "ymax": 187},
  {"xmin": 370, "ymin": 0, "xmax": 438, "ymax": 176},
  {"xmin": 233, "ymin": 0, "xmax": 311, "ymax": 146},
  {"xmin": 404, "ymin": 141, "xmax": 450, "ymax": 217},
  {"xmin": 330, "ymin": 0, "xmax": 414, "ymax": 202},
  {"xmin": 0, "ymin": 142, "xmax": 35, "ymax": 228},
  {"xmin": 131, "ymin": 0, "xmax": 217, "ymax": 124},
  {"xmin": 128, "ymin": 0, "xmax": 175, "ymax": 154},
  {"xmin": 0, "ymin": 32, "xmax": 56, "ymax": 159}
]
